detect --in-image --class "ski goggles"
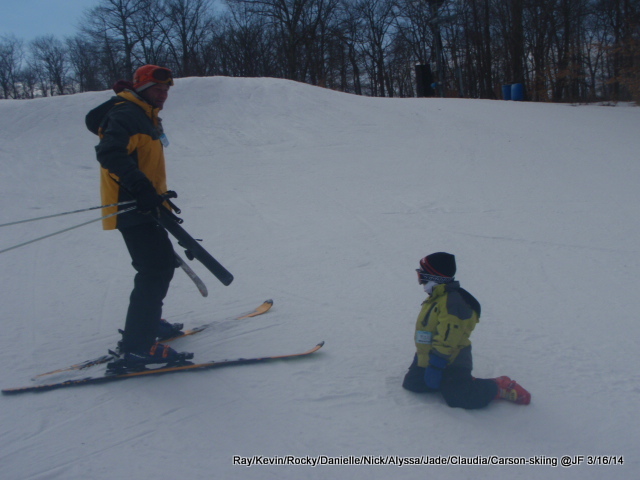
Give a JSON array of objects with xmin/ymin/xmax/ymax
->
[
  {"xmin": 416, "ymin": 268, "xmax": 453, "ymax": 285},
  {"xmin": 134, "ymin": 65, "xmax": 174, "ymax": 91},
  {"xmin": 149, "ymin": 67, "xmax": 174, "ymax": 85}
]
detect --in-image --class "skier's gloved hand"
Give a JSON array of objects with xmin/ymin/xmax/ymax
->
[
  {"xmin": 131, "ymin": 179, "xmax": 164, "ymax": 214},
  {"xmin": 424, "ymin": 352, "xmax": 448, "ymax": 390}
]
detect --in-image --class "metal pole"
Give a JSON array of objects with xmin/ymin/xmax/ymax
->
[
  {"xmin": 0, "ymin": 200, "xmax": 136, "ymax": 228},
  {"xmin": 0, "ymin": 206, "xmax": 136, "ymax": 255}
]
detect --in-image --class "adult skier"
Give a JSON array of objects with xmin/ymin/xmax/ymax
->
[
  {"xmin": 402, "ymin": 252, "xmax": 531, "ymax": 408},
  {"xmin": 86, "ymin": 65, "xmax": 192, "ymax": 368}
]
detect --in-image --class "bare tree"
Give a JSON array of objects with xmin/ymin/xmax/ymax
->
[
  {"xmin": 395, "ymin": 0, "xmax": 434, "ymax": 65},
  {"xmin": 161, "ymin": 0, "xmax": 216, "ymax": 76},
  {"xmin": 339, "ymin": 1, "xmax": 365, "ymax": 94},
  {"xmin": 67, "ymin": 35, "xmax": 105, "ymax": 91},
  {"xmin": 220, "ymin": 3, "xmax": 277, "ymax": 76},
  {"xmin": 353, "ymin": 0, "xmax": 397, "ymax": 96},
  {"xmin": 300, "ymin": 0, "xmax": 342, "ymax": 86},
  {"xmin": 227, "ymin": 0, "xmax": 328, "ymax": 81},
  {"xmin": 31, "ymin": 35, "xmax": 70, "ymax": 95},
  {"xmin": 130, "ymin": 0, "xmax": 170, "ymax": 67},
  {"xmin": 83, "ymin": 0, "xmax": 150, "ymax": 79},
  {"xmin": 19, "ymin": 65, "xmax": 38, "ymax": 99},
  {"xmin": 0, "ymin": 35, "xmax": 24, "ymax": 99}
]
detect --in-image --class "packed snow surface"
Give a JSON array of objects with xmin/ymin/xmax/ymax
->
[{"xmin": 1, "ymin": 77, "xmax": 639, "ymax": 479}]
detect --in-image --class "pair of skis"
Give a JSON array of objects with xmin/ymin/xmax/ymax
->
[
  {"xmin": 29, "ymin": 300, "xmax": 274, "ymax": 380},
  {"xmin": 2, "ymin": 300, "xmax": 324, "ymax": 395},
  {"xmin": 157, "ymin": 206, "xmax": 233, "ymax": 288},
  {"xmin": 2, "ymin": 343, "xmax": 325, "ymax": 395}
]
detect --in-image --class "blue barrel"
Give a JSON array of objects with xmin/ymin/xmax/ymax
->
[
  {"xmin": 502, "ymin": 85, "xmax": 511, "ymax": 100},
  {"xmin": 511, "ymin": 83, "xmax": 524, "ymax": 101}
]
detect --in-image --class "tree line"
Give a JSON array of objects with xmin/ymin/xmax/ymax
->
[{"xmin": 1, "ymin": 0, "xmax": 638, "ymax": 102}]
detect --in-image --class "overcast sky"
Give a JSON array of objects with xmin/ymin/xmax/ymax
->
[{"xmin": 0, "ymin": 0, "xmax": 100, "ymax": 42}]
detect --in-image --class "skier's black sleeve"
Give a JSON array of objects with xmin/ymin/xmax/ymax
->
[{"xmin": 95, "ymin": 107, "xmax": 150, "ymax": 191}]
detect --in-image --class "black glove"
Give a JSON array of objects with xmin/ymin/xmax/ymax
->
[{"xmin": 131, "ymin": 179, "xmax": 164, "ymax": 214}]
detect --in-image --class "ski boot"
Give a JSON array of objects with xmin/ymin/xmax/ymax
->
[
  {"xmin": 493, "ymin": 376, "xmax": 531, "ymax": 405},
  {"xmin": 156, "ymin": 319, "xmax": 185, "ymax": 342},
  {"xmin": 106, "ymin": 343, "xmax": 194, "ymax": 375},
  {"xmin": 113, "ymin": 319, "xmax": 185, "ymax": 353}
]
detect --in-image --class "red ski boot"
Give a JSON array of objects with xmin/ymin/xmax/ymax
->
[{"xmin": 493, "ymin": 376, "xmax": 531, "ymax": 405}]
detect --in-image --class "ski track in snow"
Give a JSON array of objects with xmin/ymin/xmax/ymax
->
[{"xmin": 1, "ymin": 77, "xmax": 639, "ymax": 479}]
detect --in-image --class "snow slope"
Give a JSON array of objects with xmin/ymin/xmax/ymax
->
[{"xmin": 0, "ymin": 77, "xmax": 638, "ymax": 480}]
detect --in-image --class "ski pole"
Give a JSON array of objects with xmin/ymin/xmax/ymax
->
[
  {"xmin": 0, "ymin": 200, "xmax": 136, "ymax": 228},
  {"xmin": 0, "ymin": 206, "xmax": 136, "ymax": 255}
]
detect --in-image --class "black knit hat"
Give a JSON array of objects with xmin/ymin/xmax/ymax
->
[{"xmin": 419, "ymin": 252, "xmax": 456, "ymax": 280}]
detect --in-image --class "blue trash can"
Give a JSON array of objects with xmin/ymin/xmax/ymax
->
[
  {"xmin": 502, "ymin": 85, "xmax": 512, "ymax": 100},
  {"xmin": 511, "ymin": 83, "xmax": 524, "ymax": 101}
]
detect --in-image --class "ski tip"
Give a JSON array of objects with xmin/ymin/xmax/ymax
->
[
  {"xmin": 265, "ymin": 299, "xmax": 273, "ymax": 305},
  {"xmin": 317, "ymin": 341, "xmax": 325, "ymax": 347}
]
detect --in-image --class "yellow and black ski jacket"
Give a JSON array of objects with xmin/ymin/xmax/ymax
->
[
  {"xmin": 413, "ymin": 282, "xmax": 481, "ymax": 370},
  {"xmin": 86, "ymin": 90, "xmax": 168, "ymax": 230}
]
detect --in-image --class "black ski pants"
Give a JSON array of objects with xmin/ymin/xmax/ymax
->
[
  {"xmin": 402, "ymin": 354, "xmax": 498, "ymax": 409},
  {"xmin": 119, "ymin": 222, "xmax": 176, "ymax": 353}
]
